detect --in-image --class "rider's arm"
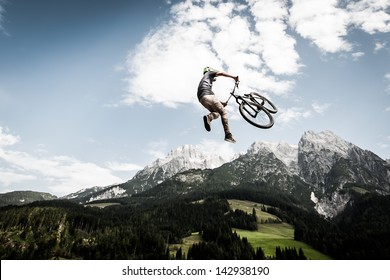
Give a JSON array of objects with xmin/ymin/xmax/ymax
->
[{"xmin": 216, "ymin": 71, "xmax": 239, "ymax": 82}]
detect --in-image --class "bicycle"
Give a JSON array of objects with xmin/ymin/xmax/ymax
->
[{"xmin": 225, "ymin": 81, "xmax": 278, "ymax": 129}]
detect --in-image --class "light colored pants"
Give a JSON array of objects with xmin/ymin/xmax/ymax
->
[{"xmin": 199, "ymin": 95, "xmax": 231, "ymax": 135}]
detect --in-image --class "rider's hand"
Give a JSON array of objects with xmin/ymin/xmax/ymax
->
[
  {"xmin": 235, "ymin": 76, "xmax": 239, "ymax": 82},
  {"xmin": 221, "ymin": 101, "xmax": 228, "ymax": 107}
]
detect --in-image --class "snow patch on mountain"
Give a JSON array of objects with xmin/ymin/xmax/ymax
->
[
  {"xmin": 62, "ymin": 186, "xmax": 106, "ymax": 200},
  {"xmin": 136, "ymin": 144, "xmax": 227, "ymax": 181},
  {"xmin": 314, "ymin": 192, "xmax": 351, "ymax": 218},
  {"xmin": 87, "ymin": 186, "xmax": 127, "ymax": 203}
]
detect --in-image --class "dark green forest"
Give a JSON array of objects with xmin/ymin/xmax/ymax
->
[{"xmin": 0, "ymin": 189, "xmax": 389, "ymax": 260}]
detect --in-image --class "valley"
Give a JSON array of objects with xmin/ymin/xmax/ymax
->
[
  {"xmin": 229, "ymin": 199, "xmax": 331, "ymax": 259},
  {"xmin": 170, "ymin": 199, "xmax": 331, "ymax": 259}
]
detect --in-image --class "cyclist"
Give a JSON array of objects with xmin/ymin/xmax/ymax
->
[{"xmin": 197, "ymin": 66, "xmax": 239, "ymax": 143}]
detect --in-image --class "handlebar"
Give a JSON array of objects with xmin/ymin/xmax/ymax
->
[{"xmin": 225, "ymin": 80, "xmax": 240, "ymax": 104}]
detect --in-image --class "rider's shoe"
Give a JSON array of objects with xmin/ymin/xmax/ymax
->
[
  {"xmin": 203, "ymin": 116, "xmax": 211, "ymax": 132},
  {"xmin": 224, "ymin": 133, "xmax": 236, "ymax": 143}
]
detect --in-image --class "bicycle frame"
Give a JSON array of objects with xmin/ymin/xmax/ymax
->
[{"xmin": 226, "ymin": 82, "xmax": 264, "ymax": 118}]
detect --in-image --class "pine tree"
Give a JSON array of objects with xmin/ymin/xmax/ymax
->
[{"xmin": 176, "ymin": 247, "xmax": 183, "ymax": 260}]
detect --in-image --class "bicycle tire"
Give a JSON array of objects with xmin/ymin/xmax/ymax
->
[
  {"xmin": 246, "ymin": 92, "xmax": 278, "ymax": 114},
  {"xmin": 239, "ymin": 97, "xmax": 274, "ymax": 129}
]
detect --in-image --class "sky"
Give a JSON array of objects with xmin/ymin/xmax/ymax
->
[{"xmin": 0, "ymin": 0, "xmax": 389, "ymax": 197}]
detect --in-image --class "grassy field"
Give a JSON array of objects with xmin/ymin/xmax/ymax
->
[
  {"xmin": 229, "ymin": 199, "xmax": 331, "ymax": 260},
  {"xmin": 169, "ymin": 199, "xmax": 331, "ymax": 259},
  {"xmin": 235, "ymin": 227, "xmax": 331, "ymax": 260},
  {"xmin": 169, "ymin": 232, "xmax": 202, "ymax": 258},
  {"xmin": 85, "ymin": 202, "xmax": 121, "ymax": 208},
  {"xmin": 228, "ymin": 199, "xmax": 281, "ymax": 223}
]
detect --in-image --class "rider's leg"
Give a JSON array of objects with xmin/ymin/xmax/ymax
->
[
  {"xmin": 210, "ymin": 100, "xmax": 236, "ymax": 143},
  {"xmin": 200, "ymin": 95, "xmax": 232, "ymax": 137},
  {"xmin": 200, "ymin": 95, "xmax": 220, "ymax": 122}
]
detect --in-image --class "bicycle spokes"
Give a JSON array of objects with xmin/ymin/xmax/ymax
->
[
  {"xmin": 240, "ymin": 100, "xmax": 274, "ymax": 129},
  {"xmin": 238, "ymin": 93, "xmax": 277, "ymax": 129},
  {"xmin": 247, "ymin": 93, "xmax": 277, "ymax": 114}
]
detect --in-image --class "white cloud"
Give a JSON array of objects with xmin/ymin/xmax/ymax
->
[
  {"xmin": 0, "ymin": 127, "xmax": 124, "ymax": 196},
  {"xmin": 289, "ymin": 0, "xmax": 352, "ymax": 53},
  {"xmin": 248, "ymin": 0, "xmax": 302, "ymax": 75},
  {"xmin": 106, "ymin": 161, "xmax": 143, "ymax": 172},
  {"xmin": 145, "ymin": 140, "xmax": 169, "ymax": 159},
  {"xmin": 276, "ymin": 101, "xmax": 333, "ymax": 126},
  {"xmin": 374, "ymin": 41, "xmax": 386, "ymax": 52},
  {"xmin": 276, "ymin": 107, "xmax": 312, "ymax": 125},
  {"xmin": 289, "ymin": 0, "xmax": 390, "ymax": 53},
  {"xmin": 385, "ymin": 73, "xmax": 390, "ymax": 93},
  {"xmin": 197, "ymin": 138, "xmax": 236, "ymax": 161},
  {"xmin": 347, "ymin": 0, "xmax": 390, "ymax": 34},
  {"xmin": 312, "ymin": 102, "xmax": 331, "ymax": 114},
  {"xmin": 124, "ymin": 0, "xmax": 390, "ymax": 108},
  {"xmin": 0, "ymin": 169, "xmax": 36, "ymax": 187},
  {"xmin": 352, "ymin": 51, "xmax": 365, "ymax": 61},
  {"xmin": 377, "ymin": 135, "xmax": 390, "ymax": 149},
  {"xmin": 0, "ymin": 127, "xmax": 20, "ymax": 147},
  {"xmin": 125, "ymin": 0, "xmax": 300, "ymax": 108}
]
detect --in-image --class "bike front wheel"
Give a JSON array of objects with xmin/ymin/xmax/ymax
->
[
  {"xmin": 246, "ymin": 92, "xmax": 278, "ymax": 114},
  {"xmin": 239, "ymin": 98, "xmax": 274, "ymax": 129}
]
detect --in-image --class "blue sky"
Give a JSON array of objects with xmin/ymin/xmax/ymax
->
[{"xmin": 0, "ymin": 0, "xmax": 389, "ymax": 197}]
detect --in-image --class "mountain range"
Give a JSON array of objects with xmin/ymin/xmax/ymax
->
[
  {"xmin": 2, "ymin": 130, "xmax": 390, "ymax": 219},
  {"xmin": 0, "ymin": 191, "xmax": 57, "ymax": 208}
]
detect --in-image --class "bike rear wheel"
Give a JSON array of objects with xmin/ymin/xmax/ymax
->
[{"xmin": 239, "ymin": 97, "xmax": 274, "ymax": 129}]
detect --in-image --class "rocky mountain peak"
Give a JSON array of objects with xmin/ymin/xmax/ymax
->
[
  {"xmin": 115, "ymin": 144, "xmax": 228, "ymax": 195},
  {"xmin": 145, "ymin": 144, "xmax": 226, "ymax": 174},
  {"xmin": 298, "ymin": 130, "xmax": 355, "ymax": 186},
  {"xmin": 248, "ymin": 141, "xmax": 298, "ymax": 173},
  {"xmin": 299, "ymin": 130, "xmax": 353, "ymax": 156},
  {"xmin": 297, "ymin": 130, "xmax": 390, "ymax": 218}
]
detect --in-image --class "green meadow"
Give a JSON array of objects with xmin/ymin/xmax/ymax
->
[
  {"xmin": 170, "ymin": 199, "xmax": 331, "ymax": 259},
  {"xmin": 169, "ymin": 232, "xmax": 202, "ymax": 258},
  {"xmin": 229, "ymin": 199, "xmax": 331, "ymax": 260}
]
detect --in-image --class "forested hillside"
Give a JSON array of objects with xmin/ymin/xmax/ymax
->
[
  {"xmin": 1, "ymin": 189, "xmax": 389, "ymax": 259},
  {"xmin": 0, "ymin": 196, "xmax": 265, "ymax": 259}
]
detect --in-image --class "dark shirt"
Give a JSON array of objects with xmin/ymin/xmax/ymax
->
[{"xmin": 197, "ymin": 71, "xmax": 217, "ymax": 100}]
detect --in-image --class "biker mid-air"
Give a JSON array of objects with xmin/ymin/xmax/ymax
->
[{"xmin": 197, "ymin": 67, "xmax": 277, "ymax": 143}]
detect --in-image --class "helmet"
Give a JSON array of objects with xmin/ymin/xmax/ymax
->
[{"xmin": 203, "ymin": 66, "xmax": 212, "ymax": 74}]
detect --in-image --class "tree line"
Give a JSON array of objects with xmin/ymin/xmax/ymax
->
[
  {"xmin": 0, "ymin": 197, "xmax": 274, "ymax": 259},
  {"xmin": 217, "ymin": 187, "xmax": 390, "ymax": 259},
  {"xmin": 2, "ymin": 186, "xmax": 387, "ymax": 260}
]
